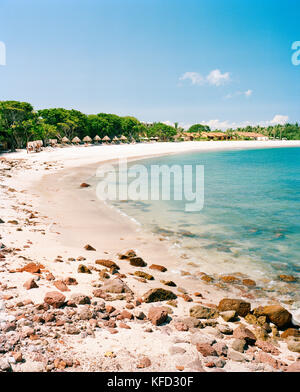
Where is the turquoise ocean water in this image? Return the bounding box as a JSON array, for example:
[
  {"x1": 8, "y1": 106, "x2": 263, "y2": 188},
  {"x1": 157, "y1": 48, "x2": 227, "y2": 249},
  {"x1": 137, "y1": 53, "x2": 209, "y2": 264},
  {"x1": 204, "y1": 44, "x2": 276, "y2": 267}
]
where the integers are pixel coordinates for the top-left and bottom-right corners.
[{"x1": 107, "y1": 147, "x2": 300, "y2": 296}]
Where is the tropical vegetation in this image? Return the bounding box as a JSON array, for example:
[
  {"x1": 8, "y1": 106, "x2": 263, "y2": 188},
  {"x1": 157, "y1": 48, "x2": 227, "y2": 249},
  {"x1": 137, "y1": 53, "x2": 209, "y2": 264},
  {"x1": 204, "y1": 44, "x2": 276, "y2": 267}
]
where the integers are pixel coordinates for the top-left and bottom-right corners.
[{"x1": 0, "y1": 100, "x2": 299, "y2": 150}]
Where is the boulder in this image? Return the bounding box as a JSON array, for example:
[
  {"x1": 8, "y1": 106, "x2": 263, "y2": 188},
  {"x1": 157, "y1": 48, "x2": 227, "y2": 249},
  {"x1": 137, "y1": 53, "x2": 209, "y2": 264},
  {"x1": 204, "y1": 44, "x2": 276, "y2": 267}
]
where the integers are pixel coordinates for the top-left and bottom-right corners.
[
  {"x1": 278, "y1": 274, "x2": 297, "y2": 283},
  {"x1": 53, "y1": 280, "x2": 70, "y2": 292},
  {"x1": 218, "y1": 298, "x2": 251, "y2": 317},
  {"x1": 255, "y1": 351, "x2": 285, "y2": 369},
  {"x1": 287, "y1": 340, "x2": 300, "y2": 353},
  {"x1": 149, "y1": 264, "x2": 167, "y2": 272},
  {"x1": 95, "y1": 259, "x2": 119, "y2": 269},
  {"x1": 77, "y1": 264, "x2": 91, "y2": 274},
  {"x1": 70, "y1": 293, "x2": 91, "y2": 305},
  {"x1": 84, "y1": 244, "x2": 96, "y2": 251},
  {"x1": 286, "y1": 360, "x2": 300, "y2": 372},
  {"x1": 217, "y1": 324, "x2": 233, "y2": 335},
  {"x1": 220, "y1": 275, "x2": 240, "y2": 284},
  {"x1": 281, "y1": 328, "x2": 300, "y2": 339},
  {"x1": 19, "y1": 262, "x2": 43, "y2": 274},
  {"x1": 63, "y1": 277, "x2": 78, "y2": 286},
  {"x1": 148, "y1": 307, "x2": 168, "y2": 326},
  {"x1": 190, "y1": 305, "x2": 218, "y2": 319},
  {"x1": 92, "y1": 289, "x2": 106, "y2": 298},
  {"x1": 80, "y1": 183, "x2": 90, "y2": 188},
  {"x1": 212, "y1": 342, "x2": 228, "y2": 356},
  {"x1": 196, "y1": 343, "x2": 217, "y2": 357},
  {"x1": 255, "y1": 340, "x2": 280, "y2": 355},
  {"x1": 101, "y1": 278, "x2": 132, "y2": 294},
  {"x1": 23, "y1": 278, "x2": 39, "y2": 290},
  {"x1": 134, "y1": 271, "x2": 154, "y2": 280},
  {"x1": 44, "y1": 291, "x2": 66, "y2": 308},
  {"x1": 253, "y1": 305, "x2": 292, "y2": 329},
  {"x1": 118, "y1": 250, "x2": 137, "y2": 259},
  {"x1": 174, "y1": 317, "x2": 201, "y2": 329},
  {"x1": 129, "y1": 257, "x2": 147, "y2": 267},
  {"x1": 233, "y1": 325, "x2": 256, "y2": 345},
  {"x1": 231, "y1": 339, "x2": 246, "y2": 353},
  {"x1": 220, "y1": 310, "x2": 237, "y2": 322},
  {"x1": 160, "y1": 280, "x2": 176, "y2": 287},
  {"x1": 120, "y1": 310, "x2": 133, "y2": 320},
  {"x1": 137, "y1": 357, "x2": 151, "y2": 369},
  {"x1": 142, "y1": 288, "x2": 177, "y2": 303},
  {"x1": 227, "y1": 350, "x2": 247, "y2": 362},
  {"x1": 242, "y1": 279, "x2": 256, "y2": 287}
]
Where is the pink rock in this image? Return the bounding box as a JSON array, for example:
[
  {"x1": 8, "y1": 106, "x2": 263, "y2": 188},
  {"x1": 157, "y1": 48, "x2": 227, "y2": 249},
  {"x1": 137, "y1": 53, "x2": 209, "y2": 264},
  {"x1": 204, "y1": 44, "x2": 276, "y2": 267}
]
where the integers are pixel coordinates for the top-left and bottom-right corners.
[
  {"x1": 148, "y1": 307, "x2": 168, "y2": 326},
  {"x1": 212, "y1": 342, "x2": 228, "y2": 356},
  {"x1": 53, "y1": 280, "x2": 70, "y2": 292},
  {"x1": 23, "y1": 278, "x2": 38, "y2": 290},
  {"x1": 119, "y1": 322, "x2": 131, "y2": 329},
  {"x1": 196, "y1": 343, "x2": 217, "y2": 357},
  {"x1": 120, "y1": 310, "x2": 133, "y2": 320},
  {"x1": 255, "y1": 351, "x2": 286, "y2": 369},
  {"x1": 233, "y1": 325, "x2": 256, "y2": 345},
  {"x1": 64, "y1": 277, "x2": 78, "y2": 285},
  {"x1": 44, "y1": 291, "x2": 66, "y2": 308},
  {"x1": 137, "y1": 357, "x2": 151, "y2": 368},
  {"x1": 286, "y1": 360, "x2": 300, "y2": 372},
  {"x1": 255, "y1": 340, "x2": 280, "y2": 355},
  {"x1": 174, "y1": 322, "x2": 189, "y2": 332}
]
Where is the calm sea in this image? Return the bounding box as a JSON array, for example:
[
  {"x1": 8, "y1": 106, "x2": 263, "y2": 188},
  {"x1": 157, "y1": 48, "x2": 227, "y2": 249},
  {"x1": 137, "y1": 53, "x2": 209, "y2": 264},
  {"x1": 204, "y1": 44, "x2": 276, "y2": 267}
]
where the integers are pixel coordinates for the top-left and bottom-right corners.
[{"x1": 108, "y1": 147, "x2": 300, "y2": 296}]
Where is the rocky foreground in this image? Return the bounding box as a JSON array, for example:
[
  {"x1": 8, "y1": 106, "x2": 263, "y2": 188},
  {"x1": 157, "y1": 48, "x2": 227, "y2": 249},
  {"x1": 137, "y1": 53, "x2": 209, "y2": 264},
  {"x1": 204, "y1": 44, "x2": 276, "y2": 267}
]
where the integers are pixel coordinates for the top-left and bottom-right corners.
[{"x1": 0, "y1": 157, "x2": 300, "y2": 372}]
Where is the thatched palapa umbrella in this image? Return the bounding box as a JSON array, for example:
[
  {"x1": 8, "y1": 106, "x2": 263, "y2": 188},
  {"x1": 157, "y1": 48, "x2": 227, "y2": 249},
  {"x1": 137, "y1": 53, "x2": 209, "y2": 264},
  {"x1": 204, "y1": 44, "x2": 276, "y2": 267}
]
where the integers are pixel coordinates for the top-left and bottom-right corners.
[
  {"x1": 72, "y1": 136, "x2": 81, "y2": 144},
  {"x1": 120, "y1": 135, "x2": 127, "y2": 142},
  {"x1": 93, "y1": 135, "x2": 101, "y2": 142},
  {"x1": 61, "y1": 136, "x2": 70, "y2": 143},
  {"x1": 83, "y1": 136, "x2": 92, "y2": 143},
  {"x1": 102, "y1": 136, "x2": 111, "y2": 142}
]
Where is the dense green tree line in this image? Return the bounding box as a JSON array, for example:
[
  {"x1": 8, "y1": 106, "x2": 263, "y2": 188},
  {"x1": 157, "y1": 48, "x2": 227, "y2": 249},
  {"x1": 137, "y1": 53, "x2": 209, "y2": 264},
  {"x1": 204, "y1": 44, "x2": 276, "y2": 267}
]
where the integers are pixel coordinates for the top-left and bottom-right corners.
[
  {"x1": 0, "y1": 101, "x2": 177, "y2": 150},
  {"x1": 0, "y1": 100, "x2": 299, "y2": 150}
]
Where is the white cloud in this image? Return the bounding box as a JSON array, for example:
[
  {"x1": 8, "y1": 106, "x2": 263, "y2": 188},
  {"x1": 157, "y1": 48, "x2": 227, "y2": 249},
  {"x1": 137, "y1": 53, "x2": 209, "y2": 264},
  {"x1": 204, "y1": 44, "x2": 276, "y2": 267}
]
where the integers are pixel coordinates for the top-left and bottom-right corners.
[
  {"x1": 244, "y1": 89, "x2": 253, "y2": 97},
  {"x1": 206, "y1": 69, "x2": 230, "y2": 86},
  {"x1": 162, "y1": 114, "x2": 289, "y2": 132},
  {"x1": 270, "y1": 115, "x2": 289, "y2": 125},
  {"x1": 225, "y1": 89, "x2": 253, "y2": 99},
  {"x1": 179, "y1": 72, "x2": 204, "y2": 86},
  {"x1": 179, "y1": 69, "x2": 230, "y2": 87}
]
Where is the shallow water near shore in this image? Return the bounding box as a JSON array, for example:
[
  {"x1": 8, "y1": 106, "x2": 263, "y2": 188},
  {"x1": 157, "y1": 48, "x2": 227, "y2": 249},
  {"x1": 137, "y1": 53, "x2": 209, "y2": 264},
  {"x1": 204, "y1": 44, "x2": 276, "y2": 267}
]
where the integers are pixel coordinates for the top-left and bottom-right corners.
[{"x1": 97, "y1": 147, "x2": 300, "y2": 300}]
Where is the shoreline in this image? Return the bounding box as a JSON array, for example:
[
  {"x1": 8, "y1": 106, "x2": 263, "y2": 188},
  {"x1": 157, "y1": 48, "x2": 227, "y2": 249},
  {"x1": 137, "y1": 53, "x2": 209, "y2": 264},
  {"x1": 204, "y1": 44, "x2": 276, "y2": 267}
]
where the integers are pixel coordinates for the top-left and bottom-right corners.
[{"x1": 1, "y1": 140, "x2": 300, "y2": 372}]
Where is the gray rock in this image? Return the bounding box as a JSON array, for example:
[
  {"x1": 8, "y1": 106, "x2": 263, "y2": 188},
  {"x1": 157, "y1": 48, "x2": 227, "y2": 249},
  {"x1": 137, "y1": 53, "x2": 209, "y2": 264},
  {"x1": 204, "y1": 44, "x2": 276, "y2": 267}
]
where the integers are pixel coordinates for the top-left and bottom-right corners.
[
  {"x1": 220, "y1": 310, "x2": 237, "y2": 322},
  {"x1": 231, "y1": 338, "x2": 246, "y2": 353},
  {"x1": 215, "y1": 358, "x2": 226, "y2": 368},
  {"x1": 102, "y1": 279, "x2": 133, "y2": 294},
  {"x1": 175, "y1": 317, "x2": 201, "y2": 329},
  {"x1": 79, "y1": 309, "x2": 93, "y2": 320},
  {"x1": 190, "y1": 333, "x2": 216, "y2": 346},
  {"x1": 212, "y1": 342, "x2": 228, "y2": 356},
  {"x1": 169, "y1": 346, "x2": 187, "y2": 355},
  {"x1": 202, "y1": 326, "x2": 223, "y2": 338},
  {"x1": 134, "y1": 310, "x2": 146, "y2": 320},
  {"x1": 227, "y1": 349, "x2": 247, "y2": 362},
  {"x1": 66, "y1": 326, "x2": 80, "y2": 335},
  {"x1": 185, "y1": 359, "x2": 206, "y2": 372},
  {"x1": 70, "y1": 294, "x2": 91, "y2": 305},
  {"x1": 217, "y1": 324, "x2": 233, "y2": 335},
  {"x1": 190, "y1": 305, "x2": 218, "y2": 319},
  {"x1": 0, "y1": 359, "x2": 11, "y2": 371},
  {"x1": 287, "y1": 340, "x2": 300, "y2": 353}
]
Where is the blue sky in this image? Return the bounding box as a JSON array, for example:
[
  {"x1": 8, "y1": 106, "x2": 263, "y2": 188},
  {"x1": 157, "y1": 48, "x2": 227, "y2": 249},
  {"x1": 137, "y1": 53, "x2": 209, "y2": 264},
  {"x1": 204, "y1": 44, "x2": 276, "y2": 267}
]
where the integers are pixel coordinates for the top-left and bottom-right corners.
[{"x1": 0, "y1": 0, "x2": 299, "y2": 129}]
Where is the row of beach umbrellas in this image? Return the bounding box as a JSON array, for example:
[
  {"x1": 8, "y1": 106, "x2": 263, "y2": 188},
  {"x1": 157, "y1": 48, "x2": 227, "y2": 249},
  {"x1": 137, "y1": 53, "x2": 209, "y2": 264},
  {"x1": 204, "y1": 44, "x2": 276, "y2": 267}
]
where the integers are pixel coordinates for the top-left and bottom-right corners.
[{"x1": 61, "y1": 135, "x2": 128, "y2": 144}]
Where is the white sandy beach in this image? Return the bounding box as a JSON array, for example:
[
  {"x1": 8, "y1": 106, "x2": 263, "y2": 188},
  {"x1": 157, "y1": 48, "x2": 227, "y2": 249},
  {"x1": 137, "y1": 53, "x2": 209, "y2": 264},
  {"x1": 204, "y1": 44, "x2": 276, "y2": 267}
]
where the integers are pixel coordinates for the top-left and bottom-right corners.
[{"x1": 1, "y1": 140, "x2": 300, "y2": 372}]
